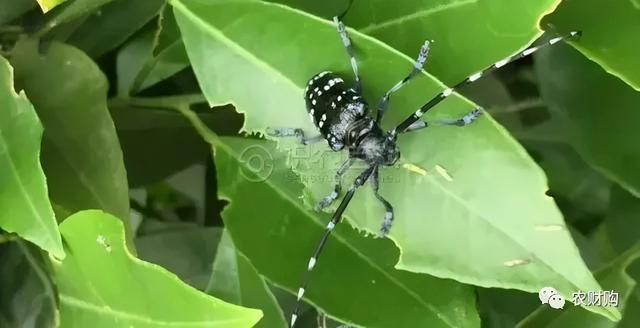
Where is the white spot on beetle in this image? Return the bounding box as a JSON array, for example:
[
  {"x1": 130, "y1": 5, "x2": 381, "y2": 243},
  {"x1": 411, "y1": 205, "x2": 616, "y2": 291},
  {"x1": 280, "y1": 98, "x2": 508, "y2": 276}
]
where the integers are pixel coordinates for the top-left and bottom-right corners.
[
  {"x1": 468, "y1": 72, "x2": 482, "y2": 82},
  {"x1": 327, "y1": 221, "x2": 335, "y2": 230},
  {"x1": 549, "y1": 37, "x2": 563, "y2": 45},
  {"x1": 495, "y1": 58, "x2": 510, "y2": 68},
  {"x1": 522, "y1": 47, "x2": 538, "y2": 56},
  {"x1": 308, "y1": 257, "x2": 317, "y2": 270}
]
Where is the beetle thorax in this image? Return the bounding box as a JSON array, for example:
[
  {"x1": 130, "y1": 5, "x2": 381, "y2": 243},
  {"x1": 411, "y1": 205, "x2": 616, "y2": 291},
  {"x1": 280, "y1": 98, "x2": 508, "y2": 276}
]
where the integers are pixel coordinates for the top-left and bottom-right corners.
[
  {"x1": 328, "y1": 102, "x2": 366, "y2": 146},
  {"x1": 347, "y1": 119, "x2": 400, "y2": 166}
]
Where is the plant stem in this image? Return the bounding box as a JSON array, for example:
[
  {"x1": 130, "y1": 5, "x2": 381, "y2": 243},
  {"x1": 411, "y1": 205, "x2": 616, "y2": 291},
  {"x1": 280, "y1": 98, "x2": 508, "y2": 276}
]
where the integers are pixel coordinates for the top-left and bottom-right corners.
[
  {"x1": 111, "y1": 94, "x2": 208, "y2": 110},
  {"x1": 489, "y1": 98, "x2": 545, "y2": 115},
  {"x1": 174, "y1": 104, "x2": 221, "y2": 147}
]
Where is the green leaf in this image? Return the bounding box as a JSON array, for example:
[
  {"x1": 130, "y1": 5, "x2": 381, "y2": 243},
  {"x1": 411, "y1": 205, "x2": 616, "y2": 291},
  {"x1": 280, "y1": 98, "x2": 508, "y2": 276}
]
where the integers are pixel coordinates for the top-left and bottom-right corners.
[
  {"x1": 108, "y1": 94, "x2": 242, "y2": 187},
  {"x1": 604, "y1": 186, "x2": 640, "y2": 257},
  {"x1": 0, "y1": 0, "x2": 35, "y2": 25},
  {"x1": 208, "y1": 231, "x2": 288, "y2": 328},
  {"x1": 527, "y1": 141, "x2": 611, "y2": 217},
  {"x1": 37, "y1": 0, "x2": 67, "y2": 13},
  {"x1": 543, "y1": 0, "x2": 640, "y2": 91},
  {"x1": 464, "y1": 68, "x2": 612, "y2": 219},
  {"x1": 109, "y1": 103, "x2": 213, "y2": 187},
  {"x1": 115, "y1": 7, "x2": 190, "y2": 96},
  {"x1": 214, "y1": 136, "x2": 480, "y2": 328},
  {"x1": 0, "y1": 56, "x2": 64, "y2": 258},
  {"x1": 10, "y1": 39, "x2": 132, "y2": 244},
  {"x1": 503, "y1": 114, "x2": 611, "y2": 219},
  {"x1": 535, "y1": 43, "x2": 640, "y2": 198},
  {"x1": 569, "y1": 227, "x2": 603, "y2": 271},
  {"x1": 134, "y1": 5, "x2": 190, "y2": 93},
  {"x1": 516, "y1": 242, "x2": 640, "y2": 328},
  {"x1": 40, "y1": 0, "x2": 113, "y2": 36},
  {"x1": 115, "y1": 7, "x2": 189, "y2": 96},
  {"x1": 0, "y1": 242, "x2": 58, "y2": 328},
  {"x1": 53, "y1": 210, "x2": 263, "y2": 327},
  {"x1": 618, "y1": 290, "x2": 640, "y2": 328},
  {"x1": 272, "y1": 0, "x2": 561, "y2": 85},
  {"x1": 66, "y1": 0, "x2": 164, "y2": 58},
  {"x1": 136, "y1": 224, "x2": 222, "y2": 290},
  {"x1": 172, "y1": 0, "x2": 613, "y2": 320},
  {"x1": 476, "y1": 287, "x2": 539, "y2": 328},
  {"x1": 116, "y1": 24, "x2": 156, "y2": 97},
  {"x1": 172, "y1": 105, "x2": 479, "y2": 327}
]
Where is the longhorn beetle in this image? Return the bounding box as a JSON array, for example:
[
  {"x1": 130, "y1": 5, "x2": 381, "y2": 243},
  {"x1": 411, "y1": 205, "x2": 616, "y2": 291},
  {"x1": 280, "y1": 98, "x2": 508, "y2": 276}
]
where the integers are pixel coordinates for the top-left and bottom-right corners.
[{"x1": 268, "y1": 2, "x2": 580, "y2": 326}]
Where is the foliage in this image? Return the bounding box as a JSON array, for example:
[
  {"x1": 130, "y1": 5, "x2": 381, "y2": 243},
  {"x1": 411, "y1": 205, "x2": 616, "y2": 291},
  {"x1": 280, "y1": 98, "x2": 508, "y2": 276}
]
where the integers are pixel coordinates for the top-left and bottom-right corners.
[
  {"x1": 0, "y1": 0, "x2": 639, "y2": 327},
  {"x1": 0, "y1": 56, "x2": 63, "y2": 258}
]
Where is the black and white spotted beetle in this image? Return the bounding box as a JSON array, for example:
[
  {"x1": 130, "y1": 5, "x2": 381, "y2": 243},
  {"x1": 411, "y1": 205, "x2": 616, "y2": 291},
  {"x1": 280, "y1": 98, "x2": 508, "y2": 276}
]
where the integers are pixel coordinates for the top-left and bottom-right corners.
[{"x1": 268, "y1": 3, "x2": 580, "y2": 326}]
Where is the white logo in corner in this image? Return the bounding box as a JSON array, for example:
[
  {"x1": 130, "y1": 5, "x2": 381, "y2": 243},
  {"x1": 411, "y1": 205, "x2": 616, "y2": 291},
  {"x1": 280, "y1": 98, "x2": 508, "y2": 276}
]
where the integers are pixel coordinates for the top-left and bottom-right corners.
[
  {"x1": 539, "y1": 286, "x2": 564, "y2": 310},
  {"x1": 549, "y1": 294, "x2": 566, "y2": 309},
  {"x1": 539, "y1": 286, "x2": 558, "y2": 304}
]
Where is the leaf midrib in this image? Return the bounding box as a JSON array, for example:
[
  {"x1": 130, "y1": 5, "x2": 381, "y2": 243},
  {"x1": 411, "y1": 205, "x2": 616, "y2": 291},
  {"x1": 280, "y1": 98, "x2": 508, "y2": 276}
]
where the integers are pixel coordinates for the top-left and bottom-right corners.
[{"x1": 360, "y1": 0, "x2": 478, "y2": 34}]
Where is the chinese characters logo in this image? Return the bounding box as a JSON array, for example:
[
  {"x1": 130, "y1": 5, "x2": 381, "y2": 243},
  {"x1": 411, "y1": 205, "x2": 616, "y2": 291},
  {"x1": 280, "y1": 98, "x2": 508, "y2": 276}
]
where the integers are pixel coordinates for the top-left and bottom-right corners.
[{"x1": 539, "y1": 286, "x2": 619, "y2": 310}]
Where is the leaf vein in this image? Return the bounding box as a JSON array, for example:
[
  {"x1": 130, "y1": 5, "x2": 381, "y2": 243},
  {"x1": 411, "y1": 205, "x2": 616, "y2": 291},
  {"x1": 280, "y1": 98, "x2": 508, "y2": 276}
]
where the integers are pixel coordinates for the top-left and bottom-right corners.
[
  {"x1": 360, "y1": 0, "x2": 478, "y2": 34},
  {"x1": 0, "y1": 108, "x2": 57, "y2": 249}
]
